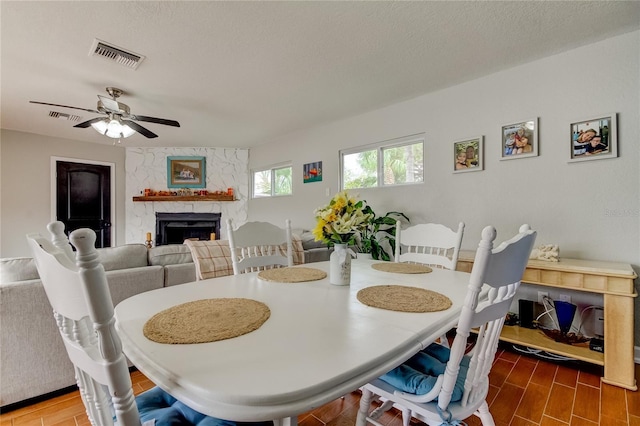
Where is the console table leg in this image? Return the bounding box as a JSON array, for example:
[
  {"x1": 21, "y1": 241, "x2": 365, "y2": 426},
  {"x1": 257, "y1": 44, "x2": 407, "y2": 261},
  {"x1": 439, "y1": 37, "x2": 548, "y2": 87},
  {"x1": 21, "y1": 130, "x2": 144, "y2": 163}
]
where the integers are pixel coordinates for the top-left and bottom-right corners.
[{"x1": 602, "y1": 294, "x2": 637, "y2": 391}]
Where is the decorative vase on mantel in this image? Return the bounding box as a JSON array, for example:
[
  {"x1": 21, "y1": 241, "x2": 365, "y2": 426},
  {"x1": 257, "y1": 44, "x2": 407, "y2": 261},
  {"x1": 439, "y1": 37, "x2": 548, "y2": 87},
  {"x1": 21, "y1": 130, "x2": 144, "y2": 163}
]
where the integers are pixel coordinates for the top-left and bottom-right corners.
[{"x1": 330, "y1": 243, "x2": 353, "y2": 286}]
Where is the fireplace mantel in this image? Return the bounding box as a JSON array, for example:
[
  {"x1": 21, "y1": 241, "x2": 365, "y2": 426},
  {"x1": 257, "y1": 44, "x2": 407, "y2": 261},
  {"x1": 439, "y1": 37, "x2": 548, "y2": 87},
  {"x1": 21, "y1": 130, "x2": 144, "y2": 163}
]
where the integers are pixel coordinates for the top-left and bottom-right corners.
[{"x1": 134, "y1": 195, "x2": 234, "y2": 202}]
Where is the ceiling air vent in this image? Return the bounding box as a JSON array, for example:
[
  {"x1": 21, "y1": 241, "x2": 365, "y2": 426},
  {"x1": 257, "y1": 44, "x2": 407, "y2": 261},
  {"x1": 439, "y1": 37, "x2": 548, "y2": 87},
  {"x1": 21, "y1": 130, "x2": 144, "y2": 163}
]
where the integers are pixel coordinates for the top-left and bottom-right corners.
[
  {"x1": 89, "y1": 39, "x2": 145, "y2": 70},
  {"x1": 49, "y1": 111, "x2": 81, "y2": 121}
]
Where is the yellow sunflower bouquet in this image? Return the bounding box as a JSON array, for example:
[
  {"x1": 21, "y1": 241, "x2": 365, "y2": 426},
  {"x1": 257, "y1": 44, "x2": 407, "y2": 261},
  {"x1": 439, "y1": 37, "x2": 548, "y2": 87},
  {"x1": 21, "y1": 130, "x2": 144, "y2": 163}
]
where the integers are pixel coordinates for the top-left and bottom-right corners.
[{"x1": 313, "y1": 191, "x2": 372, "y2": 246}]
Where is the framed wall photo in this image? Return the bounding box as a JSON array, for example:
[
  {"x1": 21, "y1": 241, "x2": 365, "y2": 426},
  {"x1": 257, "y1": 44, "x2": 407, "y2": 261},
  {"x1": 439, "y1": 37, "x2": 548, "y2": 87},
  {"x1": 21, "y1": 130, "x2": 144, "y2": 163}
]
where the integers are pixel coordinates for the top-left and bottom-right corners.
[
  {"x1": 303, "y1": 161, "x2": 323, "y2": 183},
  {"x1": 500, "y1": 118, "x2": 538, "y2": 160},
  {"x1": 568, "y1": 113, "x2": 617, "y2": 163},
  {"x1": 167, "y1": 156, "x2": 206, "y2": 188},
  {"x1": 453, "y1": 136, "x2": 483, "y2": 173}
]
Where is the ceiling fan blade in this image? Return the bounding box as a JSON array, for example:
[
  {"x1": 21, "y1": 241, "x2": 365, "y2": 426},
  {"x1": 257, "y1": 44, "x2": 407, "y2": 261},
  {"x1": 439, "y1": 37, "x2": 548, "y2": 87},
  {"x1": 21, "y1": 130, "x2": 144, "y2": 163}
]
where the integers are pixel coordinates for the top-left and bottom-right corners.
[
  {"x1": 98, "y1": 95, "x2": 122, "y2": 112},
  {"x1": 123, "y1": 120, "x2": 158, "y2": 138},
  {"x1": 74, "y1": 117, "x2": 107, "y2": 128},
  {"x1": 30, "y1": 101, "x2": 100, "y2": 114},
  {"x1": 130, "y1": 115, "x2": 180, "y2": 127}
]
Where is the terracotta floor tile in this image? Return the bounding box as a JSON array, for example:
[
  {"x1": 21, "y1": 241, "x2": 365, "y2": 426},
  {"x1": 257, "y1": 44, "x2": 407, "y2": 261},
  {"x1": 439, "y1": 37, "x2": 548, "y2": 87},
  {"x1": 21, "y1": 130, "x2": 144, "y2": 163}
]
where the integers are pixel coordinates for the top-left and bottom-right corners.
[
  {"x1": 601, "y1": 382, "x2": 627, "y2": 419},
  {"x1": 629, "y1": 414, "x2": 640, "y2": 426},
  {"x1": 487, "y1": 383, "x2": 524, "y2": 424},
  {"x1": 308, "y1": 394, "x2": 358, "y2": 423},
  {"x1": 540, "y1": 415, "x2": 569, "y2": 425},
  {"x1": 485, "y1": 384, "x2": 500, "y2": 406},
  {"x1": 570, "y1": 416, "x2": 598, "y2": 426},
  {"x1": 497, "y1": 348, "x2": 521, "y2": 363},
  {"x1": 298, "y1": 415, "x2": 324, "y2": 426},
  {"x1": 627, "y1": 385, "x2": 640, "y2": 417},
  {"x1": 12, "y1": 398, "x2": 84, "y2": 426},
  {"x1": 506, "y1": 358, "x2": 537, "y2": 388},
  {"x1": 41, "y1": 403, "x2": 86, "y2": 426},
  {"x1": 510, "y1": 416, "x2": 538, "y2": 426},
  {"x1": 325, "y1": 404, "x2": 361, "y2": 426},
  {"x1": 554, "y1": 365, "x2": 578, "y2": 388},
  {"x1": 461, "y1": 415, "x2": 483, "y2": 426},
  {"x1": 8, "y1": 418, "x2": 41, "y2": 426},
  {"x1": 45, "y1": 419, "x2": 76, "y2": 426},
  {"x1": 531, "y1": 361, "x2": 557, "y2": 388},
  {"x1": 489, "y1": 359, "x2": 515, "y2": 387},
  {"x1": 577, "y1": 370, "x2": 601, "y2": 388},
  {"x1": 74, "y1": 415, "x2": 90, "y2": 426},
  {"x1": 515, "y1": 382, "x2": 549, "y2": 423},
  {"x1": 600, "y1": 415, "x2": 629, "y2": 426},
  {"x1": 543, "y1": 383, "x2": 575, "y2": 423},
  {"x1": 572, "y1": 383, "x2": 600, "y2": 422}
]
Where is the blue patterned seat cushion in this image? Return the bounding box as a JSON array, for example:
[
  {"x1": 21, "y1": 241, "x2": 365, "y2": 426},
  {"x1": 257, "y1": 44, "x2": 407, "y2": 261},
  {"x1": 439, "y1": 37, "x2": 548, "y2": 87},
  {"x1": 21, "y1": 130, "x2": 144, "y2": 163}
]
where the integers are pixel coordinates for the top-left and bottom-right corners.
[
  {"x1": 136, "y1": 387, "x2": 273, "y2": 426},
  {"x1": 378, "y1": 343, "x2": 470, "y2": 402}
]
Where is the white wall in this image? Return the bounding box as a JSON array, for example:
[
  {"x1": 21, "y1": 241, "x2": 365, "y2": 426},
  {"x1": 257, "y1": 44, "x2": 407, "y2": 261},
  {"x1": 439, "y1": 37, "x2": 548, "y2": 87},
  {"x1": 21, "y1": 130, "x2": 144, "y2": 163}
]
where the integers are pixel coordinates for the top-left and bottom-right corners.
[
  {"x1": 248, "y1": 32, "x2": 640, "y2": 343},
  {"x1": 249, "y1": 31, "x2": 639, "y2": 263},
  {"x1": 0, "y1": 130, "x2": 127, "y2": 257}
]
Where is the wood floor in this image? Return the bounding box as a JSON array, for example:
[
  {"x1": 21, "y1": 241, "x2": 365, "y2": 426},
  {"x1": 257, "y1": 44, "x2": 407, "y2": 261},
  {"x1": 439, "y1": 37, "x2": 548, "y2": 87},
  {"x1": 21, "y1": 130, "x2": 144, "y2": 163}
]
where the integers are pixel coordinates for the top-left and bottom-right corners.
[{"x1": 2, "y1": 344, "x2": 639, "y2": 426}]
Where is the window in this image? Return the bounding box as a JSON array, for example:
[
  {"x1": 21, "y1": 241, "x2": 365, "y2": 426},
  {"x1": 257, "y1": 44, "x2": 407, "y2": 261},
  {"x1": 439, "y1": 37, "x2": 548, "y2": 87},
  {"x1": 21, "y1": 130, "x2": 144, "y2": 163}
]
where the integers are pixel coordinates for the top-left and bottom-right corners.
[
  {"x1": 341, "y1": 134, "x2": 424, "y2": 190},
  {"x1": 252, "y1": 164, "x2": 292, "y2": 197}
]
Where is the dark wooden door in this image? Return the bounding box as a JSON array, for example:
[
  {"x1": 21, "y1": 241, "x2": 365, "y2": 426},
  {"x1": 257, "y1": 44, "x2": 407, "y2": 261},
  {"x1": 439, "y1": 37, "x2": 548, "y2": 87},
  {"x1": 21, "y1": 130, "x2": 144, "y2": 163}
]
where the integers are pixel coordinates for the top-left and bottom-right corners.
[{"x1": 56, "y1": 161, "x2": 111, "y2": 247}]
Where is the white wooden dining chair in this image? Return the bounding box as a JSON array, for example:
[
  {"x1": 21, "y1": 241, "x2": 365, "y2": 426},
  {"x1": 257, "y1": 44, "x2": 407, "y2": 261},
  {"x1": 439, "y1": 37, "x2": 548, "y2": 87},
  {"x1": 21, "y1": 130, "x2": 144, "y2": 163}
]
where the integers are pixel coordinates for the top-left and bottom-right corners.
[
  {"x1": 226, "y1": 219, "x2": 293, "y2": 275},
  {"x1": 394, "y1": 221, "x2": 465, "y2": 270},
  {"x1": 395, "y1": 221, "x2": 465, "y2": 347},
  {"x1": 27, "y1": 221, "x2": 272, "y2": 426},
  {"x1": 357, "y1": 224, "x2": 536, "y2": 426}
]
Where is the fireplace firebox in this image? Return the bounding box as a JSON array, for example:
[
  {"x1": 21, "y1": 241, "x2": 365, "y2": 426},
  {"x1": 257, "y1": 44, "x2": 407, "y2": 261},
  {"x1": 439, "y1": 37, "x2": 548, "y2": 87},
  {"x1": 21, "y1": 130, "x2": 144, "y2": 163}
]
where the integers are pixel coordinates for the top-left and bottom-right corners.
[{"x1": 155, "y1": 212, "x2": 222, "y2": 245}]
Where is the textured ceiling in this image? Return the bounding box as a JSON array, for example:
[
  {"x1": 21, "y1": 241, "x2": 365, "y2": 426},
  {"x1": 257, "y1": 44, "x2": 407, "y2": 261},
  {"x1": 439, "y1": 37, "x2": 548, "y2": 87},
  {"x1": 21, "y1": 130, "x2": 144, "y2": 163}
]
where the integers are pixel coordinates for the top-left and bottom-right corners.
[{"x1": 1, "y1": 1, "x2": 639, "y2": 148}]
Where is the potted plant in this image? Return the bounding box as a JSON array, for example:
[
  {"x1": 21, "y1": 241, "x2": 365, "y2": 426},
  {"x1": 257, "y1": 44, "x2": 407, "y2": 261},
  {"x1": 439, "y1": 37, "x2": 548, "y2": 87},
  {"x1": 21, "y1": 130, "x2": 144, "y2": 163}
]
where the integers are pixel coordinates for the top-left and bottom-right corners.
[
  {"x1": 313, "y1": 191, "x2": 373, "y2": 284},
  {"x1": 357, "y1": 206, "x2": 409, "y2": 261}
]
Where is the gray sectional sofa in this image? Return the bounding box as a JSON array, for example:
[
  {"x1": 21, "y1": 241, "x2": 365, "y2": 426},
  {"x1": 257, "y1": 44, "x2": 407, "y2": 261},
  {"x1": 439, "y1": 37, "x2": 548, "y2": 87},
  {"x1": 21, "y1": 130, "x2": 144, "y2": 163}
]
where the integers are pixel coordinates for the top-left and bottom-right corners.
[
  {"x1": 0, "y1": 243, "x2": 195, "y2": 408},
  {"x1": 0, "y1": 232, "x2": 330, "y2": 408}
]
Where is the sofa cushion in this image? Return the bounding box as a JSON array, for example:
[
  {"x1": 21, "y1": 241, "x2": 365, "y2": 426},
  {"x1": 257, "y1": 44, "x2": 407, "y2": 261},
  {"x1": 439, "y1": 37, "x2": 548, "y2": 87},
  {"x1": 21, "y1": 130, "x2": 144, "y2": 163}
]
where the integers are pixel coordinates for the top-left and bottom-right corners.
[
  {"x1": 98, "y1": 244, "x2": 149, "y2": 271},
  {"x1": 148, "y1": 244, "x2": 194, "y2": 266},
  {"x1": 299, "y1": 231, "x2": 326, "y2": 250},
  {"x1": 185, "y1": 237, "x2": 305, "y2": 280},
  {"x1": 184, "y1": 240, "x2": 234, "y2": 279},
  {"x1": 0, "y1": 257, "x2": 40, "y2": 282}
]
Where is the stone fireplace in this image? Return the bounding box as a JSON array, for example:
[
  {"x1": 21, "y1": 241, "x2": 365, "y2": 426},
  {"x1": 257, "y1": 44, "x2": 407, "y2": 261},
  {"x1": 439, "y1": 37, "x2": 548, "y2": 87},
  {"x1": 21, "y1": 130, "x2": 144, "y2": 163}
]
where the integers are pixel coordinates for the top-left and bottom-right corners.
[
  {"x1": 155, "y1": 212, "x2": 222, "y2": 245},
  {"x1": 125, "y1": 147, "x2": 249, "y2": 245}
]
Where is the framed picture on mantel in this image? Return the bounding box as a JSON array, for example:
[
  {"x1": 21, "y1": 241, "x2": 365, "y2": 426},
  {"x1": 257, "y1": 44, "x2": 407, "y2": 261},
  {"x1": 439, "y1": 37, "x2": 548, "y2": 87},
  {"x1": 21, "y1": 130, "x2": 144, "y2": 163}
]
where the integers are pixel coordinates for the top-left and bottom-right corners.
[{"x1": 167, "y1": 156, "x2": 206, "y2": 188}]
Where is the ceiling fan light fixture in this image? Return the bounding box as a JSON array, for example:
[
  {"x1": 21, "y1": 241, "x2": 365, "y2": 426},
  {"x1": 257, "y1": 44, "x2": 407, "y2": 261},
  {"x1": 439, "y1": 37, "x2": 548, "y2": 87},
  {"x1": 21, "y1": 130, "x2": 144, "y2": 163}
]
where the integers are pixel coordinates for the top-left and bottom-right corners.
[{"x1": 91, "y1": 118, "x2": 135, "y2": 139}]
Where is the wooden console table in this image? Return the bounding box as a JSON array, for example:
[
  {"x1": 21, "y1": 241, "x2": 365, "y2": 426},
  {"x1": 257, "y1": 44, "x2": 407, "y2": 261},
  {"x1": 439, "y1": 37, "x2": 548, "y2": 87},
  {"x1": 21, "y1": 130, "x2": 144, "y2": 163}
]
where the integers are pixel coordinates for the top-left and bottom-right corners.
[{"x1": 457, "y1": 250, "x2": 638, "y2": 390}]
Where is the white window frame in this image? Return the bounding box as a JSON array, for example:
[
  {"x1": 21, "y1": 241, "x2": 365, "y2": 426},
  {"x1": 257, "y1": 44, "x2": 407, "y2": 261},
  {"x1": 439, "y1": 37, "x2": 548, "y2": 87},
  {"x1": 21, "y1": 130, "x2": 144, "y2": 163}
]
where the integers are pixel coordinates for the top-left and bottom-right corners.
[
  {"x1": 251, "y1": 162, "x2": 293, "y2": 198},
  {"x1": 339, "y1": 133, "x2": 425, "y2": 190}
]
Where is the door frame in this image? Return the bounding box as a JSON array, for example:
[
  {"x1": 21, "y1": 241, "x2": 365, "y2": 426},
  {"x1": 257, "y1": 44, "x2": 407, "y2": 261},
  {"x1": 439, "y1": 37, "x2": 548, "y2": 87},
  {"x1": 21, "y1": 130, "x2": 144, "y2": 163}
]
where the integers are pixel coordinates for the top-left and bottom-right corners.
[{"x1": 50, "y1": 156, "x2": 116, "y2": 245}]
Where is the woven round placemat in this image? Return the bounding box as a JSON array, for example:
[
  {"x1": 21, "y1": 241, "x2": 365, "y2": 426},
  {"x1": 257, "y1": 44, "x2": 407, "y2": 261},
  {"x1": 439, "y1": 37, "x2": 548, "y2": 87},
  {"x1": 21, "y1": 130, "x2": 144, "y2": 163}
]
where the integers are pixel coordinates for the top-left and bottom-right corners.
[
  {"x1": 257, "y1": 267, "x2": 327, "y2": 283},
  {"x1": 371, "y1": 262, "x2": 433, "y2": 274},
  {"x1": 357, "y1": 285, "x2": 451, "y2": 313},
  {"x1": 143, "y1": 298, "x2": 270, "y2": 344}
]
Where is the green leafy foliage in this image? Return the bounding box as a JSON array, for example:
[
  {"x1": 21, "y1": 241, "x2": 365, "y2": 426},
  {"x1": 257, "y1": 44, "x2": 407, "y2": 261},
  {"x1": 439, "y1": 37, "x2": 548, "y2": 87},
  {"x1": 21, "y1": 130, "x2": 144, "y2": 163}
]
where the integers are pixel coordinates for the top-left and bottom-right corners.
[{"x1": 358, "y1": 207, "x2": 409, "y2": 261}]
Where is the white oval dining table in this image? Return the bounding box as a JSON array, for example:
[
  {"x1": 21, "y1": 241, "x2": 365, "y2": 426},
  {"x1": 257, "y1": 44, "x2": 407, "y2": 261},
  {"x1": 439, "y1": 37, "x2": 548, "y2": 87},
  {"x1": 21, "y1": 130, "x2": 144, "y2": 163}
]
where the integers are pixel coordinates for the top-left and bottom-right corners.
[{"x1": 114, "y1": 258, "x2": 475, "y2": 426}]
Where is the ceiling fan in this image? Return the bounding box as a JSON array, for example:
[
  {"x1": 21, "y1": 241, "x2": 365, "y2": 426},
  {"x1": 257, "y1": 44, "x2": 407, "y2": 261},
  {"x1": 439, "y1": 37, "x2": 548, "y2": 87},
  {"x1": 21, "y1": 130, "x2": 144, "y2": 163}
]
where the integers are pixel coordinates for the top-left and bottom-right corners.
[{"x1": 30, "y1": 87, "x2": 180, "y2": 139}]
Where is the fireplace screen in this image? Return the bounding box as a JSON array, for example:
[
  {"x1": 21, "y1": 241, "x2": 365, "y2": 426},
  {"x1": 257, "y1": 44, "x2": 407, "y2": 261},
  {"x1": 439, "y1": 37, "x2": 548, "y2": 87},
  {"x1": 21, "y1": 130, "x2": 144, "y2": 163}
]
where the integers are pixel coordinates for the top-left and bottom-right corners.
[{"x1": 155, "y1": 212, "x2": 221, "y2": 245}]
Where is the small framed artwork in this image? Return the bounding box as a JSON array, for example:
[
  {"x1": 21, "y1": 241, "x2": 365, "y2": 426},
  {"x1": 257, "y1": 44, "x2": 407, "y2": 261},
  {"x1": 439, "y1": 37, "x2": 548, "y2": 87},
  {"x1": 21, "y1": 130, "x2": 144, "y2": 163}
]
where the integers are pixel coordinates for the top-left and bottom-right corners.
[
  {"x1": 568, "y1": 113, "x2": 617, "y2": 163},
  {"x1": 453, "y1": 136, "x2": 483, "y2": 173},
  {"x1": 167, "y1": 156, "x2": 206, "y2": 188},
  {"x1": 303, "y1": 161, "x2": 323, "y2": 183},
  {"x1": 501, "y1": 118, "x2": 538, "y2": 160}
]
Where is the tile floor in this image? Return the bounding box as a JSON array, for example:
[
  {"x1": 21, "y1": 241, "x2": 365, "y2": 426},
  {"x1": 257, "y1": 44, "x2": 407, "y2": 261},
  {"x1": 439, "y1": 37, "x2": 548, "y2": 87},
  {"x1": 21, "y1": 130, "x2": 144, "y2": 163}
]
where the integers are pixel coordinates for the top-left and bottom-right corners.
[{"x1": 1, "y1": 344, "x2": 639, "y2": 426}]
